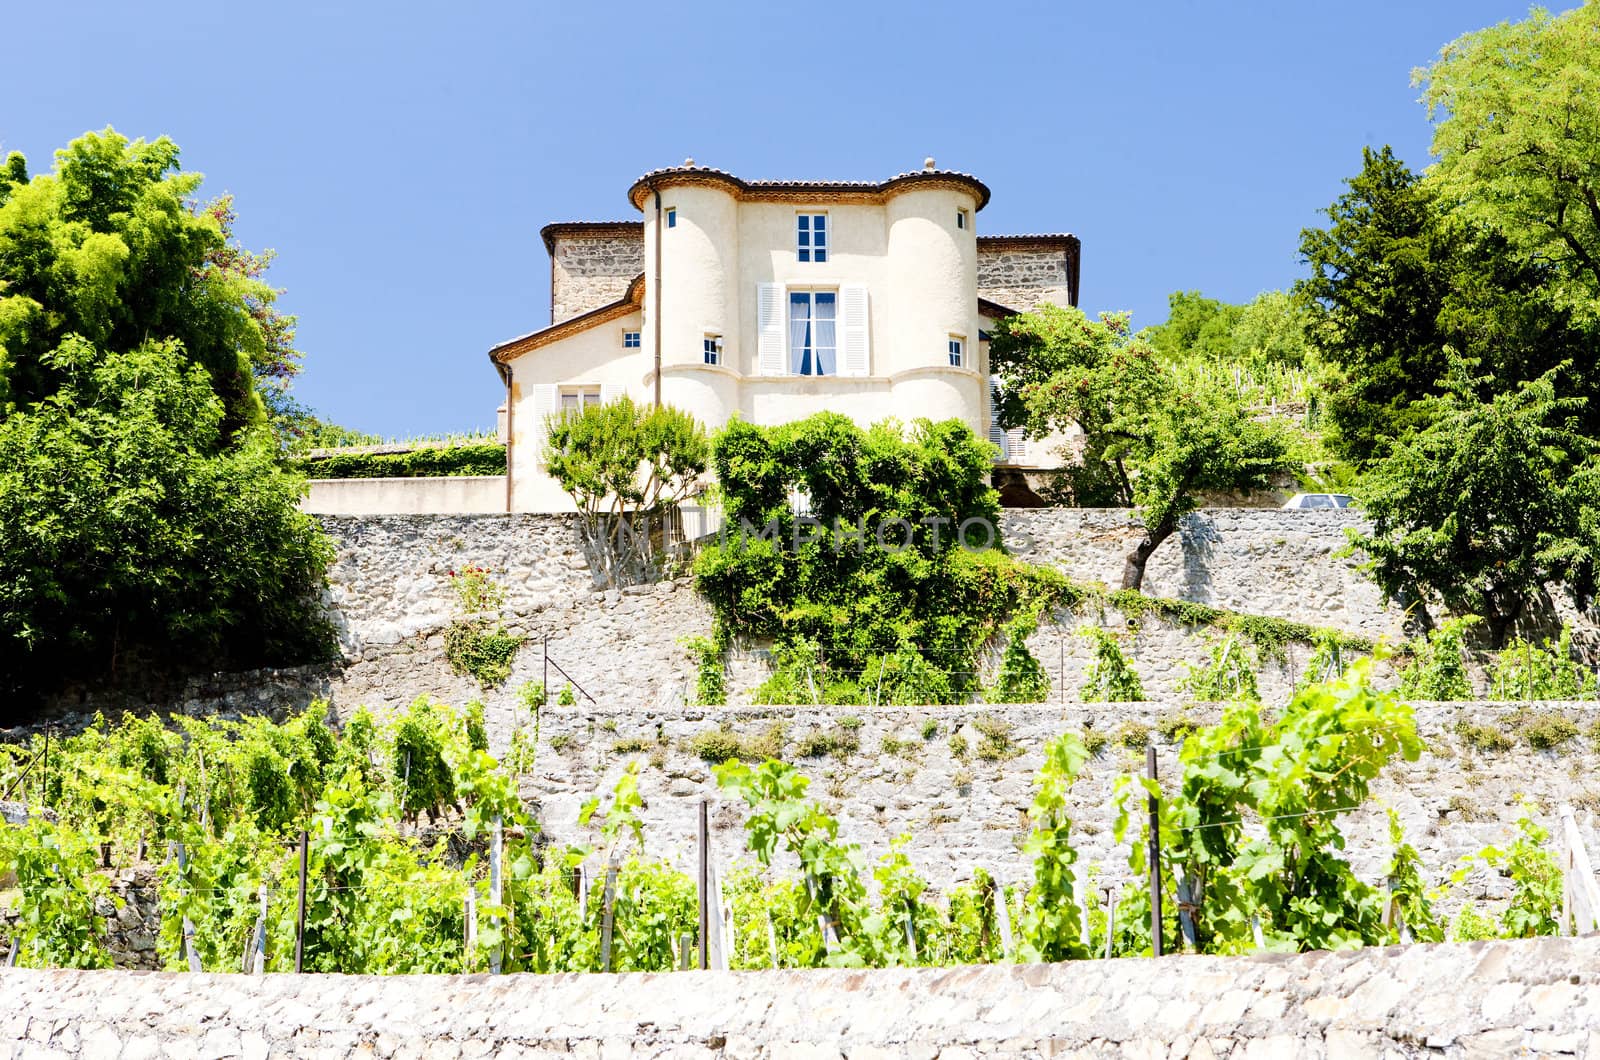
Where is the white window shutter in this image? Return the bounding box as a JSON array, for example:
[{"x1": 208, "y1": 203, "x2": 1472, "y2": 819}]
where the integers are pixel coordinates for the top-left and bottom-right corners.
[
  {"x1": 840, "y1": 284, "x2": 869, "y2": 377},
  {"x1": 757, "y1": 283, "x2": 785, "y2": 375},
  {"x1": 988, "y1": 378, "x2": 1008, "y2": 461},
  {"x1": 599, "y1": 383, "x2": 623, "y2": 405},
  {"x1": 531, "y1": 383, "x2": 558, "y2": 467}
]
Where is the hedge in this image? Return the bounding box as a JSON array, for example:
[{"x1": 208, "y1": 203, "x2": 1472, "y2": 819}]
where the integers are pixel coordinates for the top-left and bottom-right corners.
[{"x1": 295, "y1": 443, "x2": 506, "y2": 479}]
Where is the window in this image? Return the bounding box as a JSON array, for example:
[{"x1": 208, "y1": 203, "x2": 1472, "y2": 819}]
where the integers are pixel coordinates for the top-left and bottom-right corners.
[
  {"x1": 788, "y1": 291, "x2": 836, "y2": 375},
  {"x1": 665, "y1": 207, "x2": 677, "y2": 228},
  {"x1": 622, "y1": 330, "x2": 641, "y2": 349},
  {"x1": 797, "y1": 213, "x2": 828, "y2": 263},
  {"x1": 703, "y1": 334, "x2": 722, "y2": 365},
  {"x1": 948, "y1": 336, "x2": 966, "y2": 368},
  {"x1": 957, "y1": 209, "x2": 969, "y2": 230},
  {"x1": 560, "y1": 386, "x2": 602, "y2": 411}
]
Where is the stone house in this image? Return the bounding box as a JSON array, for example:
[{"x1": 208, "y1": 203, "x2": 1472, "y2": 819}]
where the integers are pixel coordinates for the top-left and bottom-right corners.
[{"x1": 489, "y1": 161, "x2": 1081, "y2": 512}]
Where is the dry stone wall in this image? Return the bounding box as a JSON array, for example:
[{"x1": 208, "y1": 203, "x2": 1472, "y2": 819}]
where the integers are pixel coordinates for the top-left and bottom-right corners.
[
  {"x1": 5, "y1": 935, "x2": 1600, "y2": 1058},
  {"x1": 528, "y1": 698, "x2": 1600, "y2": 898}
]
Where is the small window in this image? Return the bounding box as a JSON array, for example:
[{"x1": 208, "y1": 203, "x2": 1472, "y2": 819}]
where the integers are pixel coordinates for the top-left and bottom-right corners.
[
  {"x1": 797, "y1": 213, "x2": 828, "y2": 263},
  {"x1": 622, "y1": 330, "x2": 641, "y2": 349},
  {"x1": 665, "y1": 207, "x2": 677, "y2": 229},
  {"x1": 957, "y1": 209, "x2": 969, "y2": 230},
  {"x1": 948, "y1": 336, "x2": 966, "y2": 368},
  {"x1": 703, "y1": 335, "x2": 722, "y2": 366},
  {"x1": 560, "y1": 386, "x2": 602, "y2": 411}
]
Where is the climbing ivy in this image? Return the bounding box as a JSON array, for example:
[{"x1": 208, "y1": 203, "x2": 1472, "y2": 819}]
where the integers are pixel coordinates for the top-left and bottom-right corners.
[{"x1": 1079, "y1": 627, "x2": 1146, "y2": 702}]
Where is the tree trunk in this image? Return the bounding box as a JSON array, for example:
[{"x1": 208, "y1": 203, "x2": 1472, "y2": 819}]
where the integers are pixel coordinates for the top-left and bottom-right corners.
[{"x1": 1120, "y1": 512, "x2": 1179, "y2": 591}]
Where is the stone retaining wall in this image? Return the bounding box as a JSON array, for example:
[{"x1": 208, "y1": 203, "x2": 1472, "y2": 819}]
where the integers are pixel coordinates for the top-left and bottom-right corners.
[
  {"x1": 4, "y1": 935, "x2": 1599, "y2": 1058},
  {"x1": 529, "y1": 699, "x2": 1600, "y2": 897}
]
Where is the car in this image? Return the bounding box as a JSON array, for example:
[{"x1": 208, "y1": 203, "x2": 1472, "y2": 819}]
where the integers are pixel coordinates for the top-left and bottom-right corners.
[{"x1": 1282, "y1": 493, "x2": 1355, "y2": 510}]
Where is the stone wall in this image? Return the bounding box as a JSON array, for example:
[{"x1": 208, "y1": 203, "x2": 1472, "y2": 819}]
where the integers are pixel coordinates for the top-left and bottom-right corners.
[
  {"x1": 978, "y1": 245, "x2": 1075, "y2": 311},
  {"x1": 526, "y1": 698, "x2": 1600, "y2": 897},
  {"x1": 550, "y1": 232, "x2": 644, "y2": 323},
  {"x1": 4, "y1": 935, "x2": 1599, "y2": 1058},
  {"x1": 1004, "y1": 509, "x2": 1398, "y2": 640}
]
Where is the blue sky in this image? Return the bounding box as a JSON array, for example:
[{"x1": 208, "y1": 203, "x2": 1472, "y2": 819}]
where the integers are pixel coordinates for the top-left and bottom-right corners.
[{"x1": 6, "y1": 1, "x2": 1545, "y2": 438}]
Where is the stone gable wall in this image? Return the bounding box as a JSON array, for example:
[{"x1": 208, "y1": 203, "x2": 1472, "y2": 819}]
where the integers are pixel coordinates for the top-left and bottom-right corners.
[
  {"x1": 3, "y1": 935, "x2": 1598, "y2": 1058},
  {"x1": 550, "y1": 234, "x2": 644, "y2": 323},
  {"x1": 978, "y1": 246, "x2": 1074, "y2": 311}
]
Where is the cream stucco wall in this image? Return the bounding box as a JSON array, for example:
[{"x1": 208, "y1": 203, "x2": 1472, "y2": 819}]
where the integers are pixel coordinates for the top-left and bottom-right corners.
[{"x1": 504, "y1": 308, "x2": 648, "y2": 513}]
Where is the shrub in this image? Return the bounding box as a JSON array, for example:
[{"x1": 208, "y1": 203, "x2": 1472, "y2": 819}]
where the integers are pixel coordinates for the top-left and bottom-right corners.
[
  {"x1": 986, "y1": 610, "x2": 1052, "y2": 704},
  {"x1": 294, "y1": 443, "x2": 506, "y2": 479},
  {"x1": 1399, "y1": 616, "x2": 1477, "y2": 700},
  {"x1": 1080, "y1": 627, "x2": 1145, "y2": 702}
]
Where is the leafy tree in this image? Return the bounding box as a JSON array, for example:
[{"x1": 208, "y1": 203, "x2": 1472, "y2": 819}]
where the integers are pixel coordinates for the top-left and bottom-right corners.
[
  {"x1": 1297, "y1": 147, "x2": 1595, "y2": 465},
  {"x1": 991, "y1": 305, "x2": 1294, "y2": 588},
  {"x1": 0, "y1": 129, "x2": 300, "y2": 436},
  {"x1": 1144, "y1": 289, "x2": 1309, "y2": 373},
  {"x1": 1419, "y1": 2, "x2": 1600, "y2": 319},
  {"x1": 0, "y1": 338, "x2": 333, "y2": 706},
  {"x1": 544, "y1": 396, "x2": 709, "y2": 585},
  {"x1": 1353, "y1": 365, "x2": 1600, "y2": 646}
]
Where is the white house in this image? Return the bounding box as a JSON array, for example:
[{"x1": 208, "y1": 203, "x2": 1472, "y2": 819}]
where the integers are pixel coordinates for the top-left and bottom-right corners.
[{"x1": 489, "y1": 161, "x2": 1080, "y2": 512}]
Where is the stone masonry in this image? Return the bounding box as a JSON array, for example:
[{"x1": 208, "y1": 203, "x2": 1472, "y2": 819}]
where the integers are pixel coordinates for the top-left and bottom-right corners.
[
  {"x1": 4, "y1": 935, "x2": 1600, "y2": 1058},
  {"x1": 978, "y1": 245, "x2": 1076, "y2": 312},
  {"x1": 549, "y1": 231, "x2": 644, "y2": 323}
]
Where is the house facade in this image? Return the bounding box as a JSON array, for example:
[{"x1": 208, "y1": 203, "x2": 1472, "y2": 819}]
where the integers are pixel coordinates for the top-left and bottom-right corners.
[{"x1": 489, "y1": 162, "x2": 1080, "y2": 512}]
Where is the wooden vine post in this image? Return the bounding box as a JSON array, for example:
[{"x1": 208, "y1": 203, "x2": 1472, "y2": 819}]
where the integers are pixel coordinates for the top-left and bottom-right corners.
[
  {"x1": 697, "y1": 797, "x2": 710, "y2": 970},
  {"x1": 1146, "y1": 743, "x2": 1164, "y2": 957},
  {"x1": 294, "y1": 829, "x2": 309, "y2": 973}
]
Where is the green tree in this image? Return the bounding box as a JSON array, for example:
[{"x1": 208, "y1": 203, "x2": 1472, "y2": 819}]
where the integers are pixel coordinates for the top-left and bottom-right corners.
[
  {"x1": 993, "y1": 306, "x2": 1293, "y2": 589},
  {"x1": 544, "y1": 396, "x2": 709, "y2": 585},
  {"x1": 0, "y1": 338, "x2": 333, "y2": 707},
  {"x1": 1296, "y1": 147, "x2": 1594, "y2": 465},
  {"x1": 0, "y1": 129, "x2": 301, "y2": 436},
  {"x1": 1353, "y1": 365, "x2": 1600, "y2": 646},
  {"x1": 1419, "y1": 2, "x2": 1600, "y2": 319}
]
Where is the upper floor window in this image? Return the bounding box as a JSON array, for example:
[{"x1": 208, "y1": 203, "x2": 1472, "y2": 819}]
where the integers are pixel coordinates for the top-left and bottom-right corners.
[
  {"x1": 560, "y1": 385, "x2": 602, "y2": 411},
  {"x1": 665, "y1": 207, "x2": 677, "y2": 228},
  {"x1": 797, "y1": 213, "x2": 828, "y2": 263},
  {"x1": 703, "y1": 335, "x2": 723, "y2": 366},
  {"x1": 789, "y1": 291, "x2": 836, "y2": 375},
  {"x1": 948, "y1": 336, "x2": 966, "y2": 368},
  {"x1": 957, "y1": 208, "x2": 969, "y2": 231},
  {"x1": 622, "y1": 330, "x2": 641, "y2": 349}
]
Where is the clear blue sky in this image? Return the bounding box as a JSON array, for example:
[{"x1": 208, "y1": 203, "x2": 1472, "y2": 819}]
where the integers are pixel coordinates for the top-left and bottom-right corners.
[{"x1": 5, "y1": 1, "x2": 1544, "y2": 438}]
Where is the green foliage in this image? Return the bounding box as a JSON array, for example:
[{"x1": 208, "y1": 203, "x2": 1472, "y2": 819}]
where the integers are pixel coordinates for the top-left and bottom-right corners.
[
  {"x1": 1115, "y1": 658, "x2": 1423, "y2": 954},
  {"x1": 971, "y1": 715, "x2": 1018, "y2": 762},
  {"x1": 556, "y1": 685, "x2": 576, "y2": 706},
  {"x1": 0, "y1": 821, "x2": 112, "y2": 968},
  {"x1": 1384, "y1": 810, "x2": 1444, "y2": 943},
  {"x1": 1453, "y1": 719, "x2": 1514, "y2": 754},
  {"x1": 545, "y1": 397, "x2": 709, "y2": 585},
  {"x1": 1460, "y1": 811, "x2": 1565, "y2": 938},
  {"x1": 685, "y1": 723, "x2": 785, "y2": 764},
  {"x1": 696, "y1": 413, "x2": 1060, "y2": 702},
  {"x1": 392, "y1": 698, "x2": 457, "y2": 821},
  {"x1": 1354, "y1": 367, "x2": 1600, "y2": 646},
  {"x1": 442, "y1": 566, "x2": 522, "y2": 688},
  {"x1": 1398, "y1": 616, "x2": 1477, "y2": 700},
  {"x1": 294, "y1": 443, "x2": 506, "y2": 479},
  {"x1": 1178, "y1": 634, "x2": 1260, "y2": 702},
  {"x1": 1015, "y1": 734, "x2": 1091, "y2": 962},
  {"x1": 0, "y1": 129, "x2": 333, "y2": 708},
  {"x1": 1296, "y1": 147, "x2": 1596, "y2": 465},
  {"x1": 0, "y1": 337, "x2": 334, "y2": 707},
  {"x1": 1079, "y1": 627, "x2": 1145, "y2": 702},
  {"x1": 1107, "y1": 589, "x2": 1373, "y2": 657},
  {"x1": 1488, "y1": 627, "x2": 1597, "y2": 701},
  {"x1": 0, "y1": 128, "x2": 299, "y2": 435},
  {"x1": 1419, "y1": 2, "x2": 1600, "y2": 319},
  {"x1": 986, "y1": 609, "x2": 1051, "y2": 704},
  {"x1": 990, "y1": 305, "x2": 1296, "y2": 589},
  {"x1": 682, "y1": 635, "x2": 727, "y2": 706}
]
